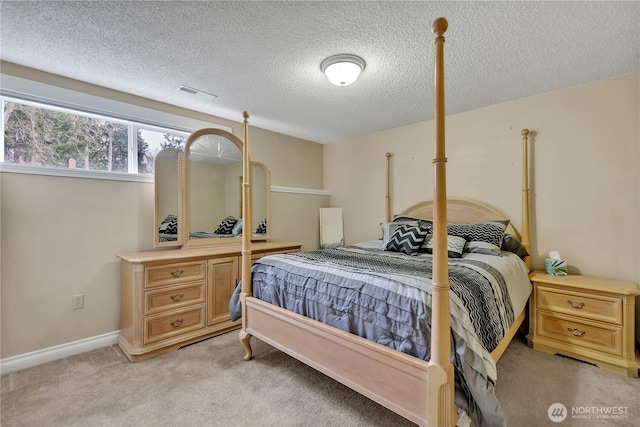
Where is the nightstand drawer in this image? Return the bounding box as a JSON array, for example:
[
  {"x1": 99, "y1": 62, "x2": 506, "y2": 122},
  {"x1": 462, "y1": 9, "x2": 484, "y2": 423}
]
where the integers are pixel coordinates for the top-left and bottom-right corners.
[
  {"x1": 145, "y1": 282, "x2": 206, "y2": 315},
  {"x1": 536, "y1": 286, "x2": 622, "y2": 325},
  {"x1": 145, "y1": 261, "x2": 206, "y2": 288},
  {"x1": 536, "y1": 312, "x2": 622, "y2": 356},
  {"x1": 144, "y1": 306, "x2": 206, "y2": 344}
]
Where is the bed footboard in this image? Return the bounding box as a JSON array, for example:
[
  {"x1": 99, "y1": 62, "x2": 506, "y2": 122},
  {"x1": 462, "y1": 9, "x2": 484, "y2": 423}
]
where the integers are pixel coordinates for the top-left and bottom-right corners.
[{"x1": 243, "y1": 296, "x2": 435, "y2": 425}]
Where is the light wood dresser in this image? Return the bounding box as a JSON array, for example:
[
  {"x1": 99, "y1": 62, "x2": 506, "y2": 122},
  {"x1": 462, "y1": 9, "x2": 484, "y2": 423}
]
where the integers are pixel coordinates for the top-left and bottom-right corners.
[
  {"x1": 117, "y1": 241, "x2": 301, "y2": 362},
  {"x1": 527, "y1": 271, "x2": 640, "y2": 377}
]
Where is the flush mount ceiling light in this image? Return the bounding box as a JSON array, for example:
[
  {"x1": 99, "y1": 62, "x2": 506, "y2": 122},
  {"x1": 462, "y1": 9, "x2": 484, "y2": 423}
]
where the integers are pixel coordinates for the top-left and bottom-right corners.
[{"x1": 320, "y1": 54, "x2": 366, "y2": 87}]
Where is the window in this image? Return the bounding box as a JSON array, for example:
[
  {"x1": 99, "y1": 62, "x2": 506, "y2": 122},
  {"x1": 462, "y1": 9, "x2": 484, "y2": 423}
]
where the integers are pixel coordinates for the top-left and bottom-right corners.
[
  {"x1": 136, "y1": 127, "x2": 186, "y2": 174},
  {"x1": 1, "y1": 96, "x2": 188, "y2": 177}
]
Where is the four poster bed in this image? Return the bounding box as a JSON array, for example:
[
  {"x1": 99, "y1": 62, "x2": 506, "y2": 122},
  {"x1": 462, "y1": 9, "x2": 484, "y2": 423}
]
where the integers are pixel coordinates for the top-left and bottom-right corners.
[{"x1": 234, "y1": 18, "x2": 533, "y2": 426}]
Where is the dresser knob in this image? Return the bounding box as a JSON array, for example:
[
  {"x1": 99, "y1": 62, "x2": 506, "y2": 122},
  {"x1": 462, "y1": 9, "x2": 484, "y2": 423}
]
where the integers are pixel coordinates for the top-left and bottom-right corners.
[
  {"x1": 567, "y1": 327, "x2": 586, "y2": 337},
  {"x1": 170, "y1": 269, "x2": 184, "y2": 277},
  {"x1": 170, "y1": 293, "x2": 184, "y2": 302},
  {"x1": 170, "y1": 319, "x2": 184, "y2": 327},
  {"x1": 567, "y1": 299, "x2": 585, "y2": 309}
]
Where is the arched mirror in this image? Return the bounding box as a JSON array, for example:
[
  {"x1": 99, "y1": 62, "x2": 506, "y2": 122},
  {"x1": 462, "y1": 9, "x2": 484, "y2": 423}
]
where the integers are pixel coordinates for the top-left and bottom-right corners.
[
  {"x1": 183, "y1": 128, "x2": 270, "y2": 247},
  {"x1": 154, "y1": 148, "x2": 183, "y2": 248}
]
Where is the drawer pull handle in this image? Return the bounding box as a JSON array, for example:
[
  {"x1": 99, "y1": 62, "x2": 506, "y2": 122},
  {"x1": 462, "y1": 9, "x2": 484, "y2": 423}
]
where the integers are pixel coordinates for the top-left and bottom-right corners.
[
  {"x1": 567, "y1": 299, "x2": 585, "y2": 309},
  {"x1": 170, "y1": 269, "x2": 184, "y2": 278},
  {"x1": 567, "y1": 327, "x2": 586, "y2": 337},
  {"x1": 170, "y1": 319, "x2": 184, "y2": 327},
  {"x1": 170, "y1": 293, "x2": 184, "y2": 302}
]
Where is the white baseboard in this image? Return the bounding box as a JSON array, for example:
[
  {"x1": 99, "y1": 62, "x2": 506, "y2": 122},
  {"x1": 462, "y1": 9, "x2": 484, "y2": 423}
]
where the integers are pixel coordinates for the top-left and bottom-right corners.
[{"x1": 0, "y1": 331, "x2": 120, "y2": 375}]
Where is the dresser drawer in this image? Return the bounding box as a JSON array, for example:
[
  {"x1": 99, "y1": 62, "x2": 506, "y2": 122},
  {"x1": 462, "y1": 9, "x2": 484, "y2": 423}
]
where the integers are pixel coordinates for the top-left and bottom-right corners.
[
  {"x1": 145, "y1": 282, "x2": 206, "y2": 315},
  {"x1": 536, "y1": 286, "x2": 622, "y2": 325},
  {"x1": 536, "y1": 312, "x2": 622, "y2": 356},
  {"x1": 145, "y1": 261, "x2": 206, "y2": 288},
  {"x1": 144, "y1": 306, "x2": 206, "y2": 344}
]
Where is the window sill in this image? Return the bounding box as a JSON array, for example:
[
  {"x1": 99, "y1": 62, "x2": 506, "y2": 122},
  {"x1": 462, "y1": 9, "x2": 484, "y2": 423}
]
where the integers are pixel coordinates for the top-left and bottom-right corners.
[{"x1": 0, "y1": 163, "x2": 154, "y2": 183}]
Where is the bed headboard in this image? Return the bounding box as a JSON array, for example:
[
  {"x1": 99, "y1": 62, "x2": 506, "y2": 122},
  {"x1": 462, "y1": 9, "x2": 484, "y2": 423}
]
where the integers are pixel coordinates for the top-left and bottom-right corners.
[
  {"x1": 399, "y1": 198, "x2": 521, "y2": 240},
  {"x1": 386, "y1": 129, "x2": 532, "y2": 271}
]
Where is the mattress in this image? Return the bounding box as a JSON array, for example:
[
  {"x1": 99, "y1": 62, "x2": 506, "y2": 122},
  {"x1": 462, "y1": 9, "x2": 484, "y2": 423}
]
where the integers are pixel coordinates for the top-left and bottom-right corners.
[{"x1": 233, "y1": 240, "x2": 531, "y2": 426}]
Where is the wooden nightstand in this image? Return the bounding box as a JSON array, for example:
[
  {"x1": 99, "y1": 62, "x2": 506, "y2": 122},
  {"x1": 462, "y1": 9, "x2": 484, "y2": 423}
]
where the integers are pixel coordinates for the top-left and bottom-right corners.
[{"x1": 527, "y1": 271, "x2": 640, "y2": 377}]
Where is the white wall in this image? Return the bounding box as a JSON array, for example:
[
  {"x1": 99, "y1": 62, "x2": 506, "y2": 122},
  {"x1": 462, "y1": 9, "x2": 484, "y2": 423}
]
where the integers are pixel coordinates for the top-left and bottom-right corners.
[
  {"x1": 325, "y1": 73, "x2": 639, "y2": 284},
  {"x1": 325, "y1": 72, "x2": 640, "y2": 344},
  {"x1": 0, "y1": 63, "x2": 327, "y2": 361},
  {"x1": 3, "y1": 63, "x2": 638, "y2": 364}
]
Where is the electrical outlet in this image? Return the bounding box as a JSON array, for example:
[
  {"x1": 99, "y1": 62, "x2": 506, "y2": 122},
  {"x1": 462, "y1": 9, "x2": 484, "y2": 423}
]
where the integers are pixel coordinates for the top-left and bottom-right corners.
[{"x1": 72, "y1": 294, "x2": 84, "y2": 310}]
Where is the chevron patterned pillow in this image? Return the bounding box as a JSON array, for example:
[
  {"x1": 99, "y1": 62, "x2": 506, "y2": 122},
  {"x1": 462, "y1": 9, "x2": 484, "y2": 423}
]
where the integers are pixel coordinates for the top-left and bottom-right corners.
[
  {"x1": 384, "y1": 224, "x2": 429, "y2": 256},
  {"x1": 447, "y1": 220, "x2": 508, "y2": 249},
  {"x1": 255, "y1": 218, "x2": 267, "y2": 234},
  {"x1": 426, "y1": 234, "x2": 468, "y2": 258},
  {"x1": 380, "y1": 221, "x2": 418, "y2": 246},
  {"x1": 214, "y1": 216, "x2": 238, "y2": 235},
  {"x1": 158, "y1": 214, "x2": 178, "y2": 234}
]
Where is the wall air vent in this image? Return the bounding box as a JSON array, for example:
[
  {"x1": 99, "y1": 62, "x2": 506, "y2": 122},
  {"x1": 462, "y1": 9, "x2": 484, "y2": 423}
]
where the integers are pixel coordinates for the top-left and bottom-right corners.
[
  {"x1": 178, "y1": 85, "x2": 218, "y2": 98},
  {"x1": 179, "y1": 85, "x2": 198, "y2": 95}
]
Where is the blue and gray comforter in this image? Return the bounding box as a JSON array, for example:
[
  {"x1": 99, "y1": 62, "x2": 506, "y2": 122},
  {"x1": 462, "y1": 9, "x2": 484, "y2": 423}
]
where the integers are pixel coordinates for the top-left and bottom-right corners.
[{"x1": 231, "y1": 244, "x2": 526, "y2": 426}]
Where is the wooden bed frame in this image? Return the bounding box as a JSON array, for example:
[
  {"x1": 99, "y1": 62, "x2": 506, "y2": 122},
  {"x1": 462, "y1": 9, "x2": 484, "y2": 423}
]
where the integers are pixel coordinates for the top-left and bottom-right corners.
[{"x1": 237, "y1": 18, "x2": 532, "y2": 426}]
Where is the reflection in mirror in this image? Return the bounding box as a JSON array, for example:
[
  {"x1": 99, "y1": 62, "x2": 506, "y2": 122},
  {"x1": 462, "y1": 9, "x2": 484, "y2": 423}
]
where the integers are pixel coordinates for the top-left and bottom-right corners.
[
  {"x1": 251, "y1": 162, "x2": 269, "y2": 239},
  {"x1": 154, "y1": 148, "x2": 182, "y2": 248},
  {"x1": 183, "y1": 128, "x2": 270, "y2": 247}
]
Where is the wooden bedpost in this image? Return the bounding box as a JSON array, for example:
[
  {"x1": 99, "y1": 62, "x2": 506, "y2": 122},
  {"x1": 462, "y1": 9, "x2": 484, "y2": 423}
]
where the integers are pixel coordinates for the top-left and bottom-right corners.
[
  {"x1": 520, "y1": 129, "x2": 532, "y2": 270},
  {"x1": 239, "y1": 110, "x2": 254, "y2": 361},
  {"x1": 385, "y1": 152, "x2": 392, "y2": 222},
  {"x1": 426, "y1": 17, "x2": 456, "y2": 427}
]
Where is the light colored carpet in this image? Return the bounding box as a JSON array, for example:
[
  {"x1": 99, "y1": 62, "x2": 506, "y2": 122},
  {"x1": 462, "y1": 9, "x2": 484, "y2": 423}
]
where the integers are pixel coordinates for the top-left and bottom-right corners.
[{"x1": 1, "y1": 331, "x2": 638, "y2": 426}]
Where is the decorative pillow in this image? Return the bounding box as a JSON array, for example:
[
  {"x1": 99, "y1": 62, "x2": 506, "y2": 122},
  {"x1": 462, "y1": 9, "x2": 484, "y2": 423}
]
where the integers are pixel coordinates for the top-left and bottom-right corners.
[
  {"x1": 393, "y1": 215, "x2": 433, "y2": 234},
  {"x1": 214, "y1": 216, "x2": 238, "y2": 235},
  {"x1": 466, "y1": 241, "x2": 501, "y2": 256},
  {"x1": 447, "y1": 220, "x2": 508, "y2": 252},
  {"x1": 425, "y1": 234, "x2": 467, "y2": 258},
  {"x1": 232, "y1": 218, "x2": 243, "y2": 235},
  {"x1": 420, "y1": 234, "x2": 433, "y2": 252},
  {"x1": 501, "y1": 234, "x2": 530, "y2": 259},
  {"x1": 158, "y1": 215, "x2": 178, "y2": 234},
  {"x1": 384, "y1": 224, "x2": 429, "y2": 256},
  {"x1": 380, "y1": 221, "x2": 417, "y2": 246},
  {"x1": 255, "y1": 218, "x2": 267, "y2": 234}
]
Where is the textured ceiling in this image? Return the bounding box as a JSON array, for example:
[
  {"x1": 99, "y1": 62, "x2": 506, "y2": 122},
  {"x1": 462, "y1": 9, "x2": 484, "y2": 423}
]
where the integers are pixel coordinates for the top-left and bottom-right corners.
[{"x1": 1, "y1": 1, "x2": 638, "y2": 143}]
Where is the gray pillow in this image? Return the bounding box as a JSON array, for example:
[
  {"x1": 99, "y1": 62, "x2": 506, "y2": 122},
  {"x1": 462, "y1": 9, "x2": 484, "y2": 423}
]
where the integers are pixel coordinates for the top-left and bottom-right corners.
[
  {"x1": 393, "y1": 215, "x2": 433, "y2": 234},
  {"x1": 501, "y1": 234, "x2": 529, "y2": 259},
  {"x1": 466, "y1": 241, "x2": 502, "y2": 256}
]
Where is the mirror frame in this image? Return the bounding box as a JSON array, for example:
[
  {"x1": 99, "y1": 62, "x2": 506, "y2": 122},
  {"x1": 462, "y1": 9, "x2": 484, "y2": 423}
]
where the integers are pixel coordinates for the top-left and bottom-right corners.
[
  {"x1": 248, "y1": 160, "x2": 271, "y2": 243},
  {"x1": 153, "y1": 148, "x2": 183, "y2": 248},
  {"x1": 182, "y1": 128, "x2": 270, "y2": 248}
]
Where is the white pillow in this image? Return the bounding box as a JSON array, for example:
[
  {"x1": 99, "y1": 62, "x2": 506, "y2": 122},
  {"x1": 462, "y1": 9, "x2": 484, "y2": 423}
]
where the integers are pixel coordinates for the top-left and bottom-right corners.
[{"x1": 232, "y1": 218, "x2": 243, "y2": 234}]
